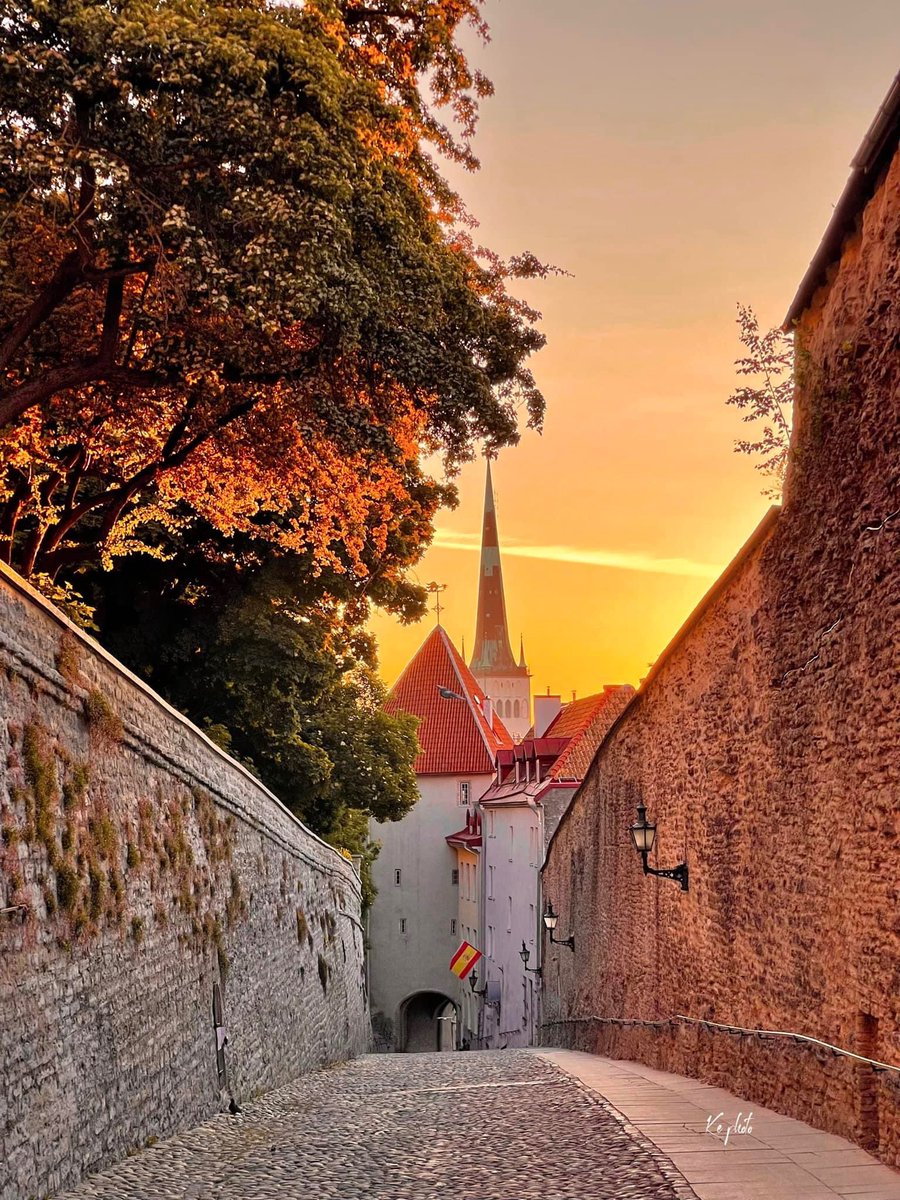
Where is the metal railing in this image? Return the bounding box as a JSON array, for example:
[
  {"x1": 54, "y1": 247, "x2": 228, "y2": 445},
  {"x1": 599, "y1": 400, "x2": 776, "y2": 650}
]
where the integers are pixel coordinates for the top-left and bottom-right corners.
[{"x1": 541, "y1": 1013, "x2": 900, "y2": 1075}]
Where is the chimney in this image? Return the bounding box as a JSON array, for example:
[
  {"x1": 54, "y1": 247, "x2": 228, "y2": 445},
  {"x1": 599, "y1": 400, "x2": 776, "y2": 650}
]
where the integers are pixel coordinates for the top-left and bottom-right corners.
[
  {"x1": 483, "y1": 695, "x2": 494, "y2": 728},
  {"x1": 533, "y1": 693, "x2": 562, "y2": 738}
]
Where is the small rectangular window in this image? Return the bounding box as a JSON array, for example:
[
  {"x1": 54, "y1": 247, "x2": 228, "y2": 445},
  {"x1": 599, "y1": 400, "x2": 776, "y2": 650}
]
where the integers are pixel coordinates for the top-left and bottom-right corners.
[
  {"x1": 488, "y1": 811, "x2": 495, "y2": 837},
  {"x1": 488, "y1": 865, "x2": 494, "y2": 899},
  {"x1": 452, "y1": 869, "x2": 459, "y2": 885},
  {"x1": 399, "y1": 918, "x2": 407, "y2": 934},
  {"x1": 458, "y1": 780, "x2": 471, "y2": 806},
  {"x1": 507, "y1": 895, "x2": 512, "y2": 932},
  {"x1": 487, "y1": 925, "x2": 494, "y2": 956},
  {"x1": 450, "y1": 919, "x2": 457, "y2": 936},
  {"x1": 394, "y1": 869, "x2": 402, "y2": 886}
]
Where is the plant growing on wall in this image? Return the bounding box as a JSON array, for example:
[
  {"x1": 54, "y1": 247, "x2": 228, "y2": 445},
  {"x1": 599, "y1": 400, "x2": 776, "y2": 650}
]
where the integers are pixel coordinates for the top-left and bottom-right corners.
[{"x1": 727, "y1": 304, "x2": 794, "y2": 496}]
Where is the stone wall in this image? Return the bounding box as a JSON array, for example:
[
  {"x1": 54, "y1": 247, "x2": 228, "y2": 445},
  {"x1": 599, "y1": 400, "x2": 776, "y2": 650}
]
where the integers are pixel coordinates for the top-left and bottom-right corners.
[
  {"x1": 541, "y1": 151, "x2": 900, "y2": 1164},
  {"x1": 0, "y1": 565, "x2": 370, "y2": 1200}
]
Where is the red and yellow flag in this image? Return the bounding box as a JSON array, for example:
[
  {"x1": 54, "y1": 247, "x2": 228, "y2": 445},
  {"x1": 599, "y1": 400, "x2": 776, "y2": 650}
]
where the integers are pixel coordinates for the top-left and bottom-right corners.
[{"x1": 449, "y1": 941, "x2": 482, "y2": 979}]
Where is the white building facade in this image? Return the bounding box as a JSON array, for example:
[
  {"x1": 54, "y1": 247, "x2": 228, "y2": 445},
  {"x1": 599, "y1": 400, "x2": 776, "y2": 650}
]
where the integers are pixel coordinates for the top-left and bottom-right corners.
[
  {"x1": 369, "y1": 626, "x2": 511, "y2": 1052},
  {"x1": 477, "y1": 688, "x2": 635, "y2": 1048}
]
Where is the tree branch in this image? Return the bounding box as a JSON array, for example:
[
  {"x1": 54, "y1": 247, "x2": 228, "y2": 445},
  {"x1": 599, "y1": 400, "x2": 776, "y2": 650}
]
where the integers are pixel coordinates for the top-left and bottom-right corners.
[
  {"x1": 0, "y1": 363, "x2": 173, "y2": 428},
  {"x1": 0, "y1": 250, "x2": 84, "y2": 374},
  {"x1": 99, "y1": 275, "x2": 126, "y2": 362}
]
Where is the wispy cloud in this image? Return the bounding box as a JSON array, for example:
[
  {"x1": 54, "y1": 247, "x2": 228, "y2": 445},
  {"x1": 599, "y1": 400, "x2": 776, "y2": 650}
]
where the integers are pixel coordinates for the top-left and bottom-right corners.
[{"x1": 431, "y1": 529, "x2": 721, "y2": 580}]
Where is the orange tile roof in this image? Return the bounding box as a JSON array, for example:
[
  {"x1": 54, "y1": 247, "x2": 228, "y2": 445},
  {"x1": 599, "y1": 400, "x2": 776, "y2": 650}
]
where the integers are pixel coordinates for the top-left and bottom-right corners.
[
  {"x1": 384, "y1": 627, "x2": 513, "y2": 776},
  {"x1": 546, "y1": 687, "x2": 634, "y2": 780}
]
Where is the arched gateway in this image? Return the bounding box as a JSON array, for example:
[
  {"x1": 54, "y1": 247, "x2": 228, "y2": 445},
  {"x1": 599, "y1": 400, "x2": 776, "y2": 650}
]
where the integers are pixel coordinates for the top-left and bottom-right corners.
[{"x1": 398, "y1": 991, "x2": 458, "y2": 1052}]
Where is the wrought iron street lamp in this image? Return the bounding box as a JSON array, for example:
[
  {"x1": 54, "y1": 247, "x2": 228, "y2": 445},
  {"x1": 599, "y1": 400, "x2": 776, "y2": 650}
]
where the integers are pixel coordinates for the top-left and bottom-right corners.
[
  {"x1": 542, "y1": 902, "x2": 575, "y2": 951},
  {"x1": 468, "y1": 971, "x2": 487, "y2": 996},
  {"x1": 629, "y1": 803, "x2": 689, "y2": 891},
  {"x1": 519, "y1": 940, "x2": 541, "y2": 975}
]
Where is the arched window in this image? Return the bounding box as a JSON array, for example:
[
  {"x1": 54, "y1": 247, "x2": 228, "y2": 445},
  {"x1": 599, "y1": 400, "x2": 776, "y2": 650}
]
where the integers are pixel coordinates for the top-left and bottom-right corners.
[{"x1": 513, "y1": 700, "x2": 520, "y2": 718}]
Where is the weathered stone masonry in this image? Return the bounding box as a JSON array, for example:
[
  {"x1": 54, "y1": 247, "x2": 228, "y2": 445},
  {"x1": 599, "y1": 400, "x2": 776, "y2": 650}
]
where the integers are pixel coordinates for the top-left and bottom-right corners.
[
  {"x1": 542, "y1": 123, "x2": 899, "y2": 1163},
  {"x1": 0, "y1": 565, "x2": 370, "y2": 1200}
]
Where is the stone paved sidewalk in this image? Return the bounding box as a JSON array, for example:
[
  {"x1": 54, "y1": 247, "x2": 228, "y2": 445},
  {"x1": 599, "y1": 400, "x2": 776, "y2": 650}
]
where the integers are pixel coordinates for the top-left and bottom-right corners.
[
  {"x1": 54, "y1": 1050, "x2": 692, "y2": 1200},
  {"x1": 541, "y1": 1050, "x2": 900, "y2": 1200}
]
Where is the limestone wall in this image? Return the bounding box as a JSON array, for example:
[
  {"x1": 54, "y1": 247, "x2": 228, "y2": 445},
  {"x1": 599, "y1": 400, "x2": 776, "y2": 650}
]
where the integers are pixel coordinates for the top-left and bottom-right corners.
[
  {"x1": 542, "y1": 152, "x2": 900, "y2": 1164},
  {"x1": 0, "y1": 565, "x2": 370, "y2": 1200}
]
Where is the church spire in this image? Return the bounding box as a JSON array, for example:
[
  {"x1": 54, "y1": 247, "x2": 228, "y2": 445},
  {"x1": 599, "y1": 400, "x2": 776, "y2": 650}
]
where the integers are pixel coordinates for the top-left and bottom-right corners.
[{"x1": 469, "y1": 459, "x2": 519, "y2": 675}]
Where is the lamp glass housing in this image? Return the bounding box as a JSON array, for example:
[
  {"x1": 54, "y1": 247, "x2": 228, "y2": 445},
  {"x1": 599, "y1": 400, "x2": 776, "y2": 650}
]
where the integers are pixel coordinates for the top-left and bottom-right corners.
[
  {"x1": 543, "y1": 903, "x2": 558, "y2": 932},
  {"x1": 629, "y1": 805, "x2": 657, "y2": 854}
]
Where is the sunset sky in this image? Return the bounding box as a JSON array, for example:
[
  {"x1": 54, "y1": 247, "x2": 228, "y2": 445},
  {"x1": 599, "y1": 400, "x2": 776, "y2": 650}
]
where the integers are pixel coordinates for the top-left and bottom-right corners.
[{"x1": 370, "y1": 2, "x2": 900, "y2": 698}]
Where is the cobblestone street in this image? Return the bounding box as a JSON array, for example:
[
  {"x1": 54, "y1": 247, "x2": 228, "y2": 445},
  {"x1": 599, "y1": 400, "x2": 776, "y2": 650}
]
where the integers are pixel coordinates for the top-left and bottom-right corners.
[{"x1": 56, "y1": 1051, "x2": 693, "y2": 1200}]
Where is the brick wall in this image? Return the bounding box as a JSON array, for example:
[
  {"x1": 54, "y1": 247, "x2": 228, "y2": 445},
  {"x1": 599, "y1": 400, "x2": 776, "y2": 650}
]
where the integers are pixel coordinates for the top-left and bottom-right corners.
[
  {"x1": 0, "y1": 565, "x2": 370, "y2": 1200},
  {"x1": 541, "y1": 151, "x2": 900, "y2": 1164}
]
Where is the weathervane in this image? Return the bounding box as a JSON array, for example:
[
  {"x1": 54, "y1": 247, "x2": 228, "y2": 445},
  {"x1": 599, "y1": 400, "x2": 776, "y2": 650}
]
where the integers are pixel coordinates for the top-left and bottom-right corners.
[{"x1": 424, "y1": 581, "x2": 447, "y2": 625}]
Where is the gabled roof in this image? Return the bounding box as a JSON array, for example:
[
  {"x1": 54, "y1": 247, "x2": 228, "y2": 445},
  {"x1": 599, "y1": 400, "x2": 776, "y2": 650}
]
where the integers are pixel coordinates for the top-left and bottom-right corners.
[
  {"x1": 544, "y1": 689, "x2": 633, "y2": 780},
  {"x1": 385, "y1": 626, "x2": 512, "y2": 776},
  {"x1": 480, "y1": 685, "x2": 635, "y2": 805},
  {"x1": 785, "y1": 71, "x2": 900, "y2": 325}
]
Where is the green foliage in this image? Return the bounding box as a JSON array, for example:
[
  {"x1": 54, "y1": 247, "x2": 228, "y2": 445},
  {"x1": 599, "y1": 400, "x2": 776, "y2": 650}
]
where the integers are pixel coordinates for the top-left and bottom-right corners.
[
  {"x1": 94, "y1": 553, "x2": 421, "y2": 838},
  {"x1": 22, "y1": 719, "x2": 60, "y2": 863},
  {"x1": 83, "y1": 690, "x2": 124, "y2": 743},
  {"x1": 55, "y1": 860, "x2": 80, "y2": 913},
  {"x1": 0, "y1": 0, "x2": 545, "y2": 583},
  {"x1": 62, "y1": 762, "x2": 91, "y2": 810},
  {"x1": 327, "y1": 806, "x2": 380, "y2": 910}
]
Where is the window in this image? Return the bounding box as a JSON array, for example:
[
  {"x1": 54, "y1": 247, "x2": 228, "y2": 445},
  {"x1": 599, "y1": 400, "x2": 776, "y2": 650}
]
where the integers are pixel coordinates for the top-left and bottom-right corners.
[
  {"x1": 452, "y1": 869, "x2": 459, "y2": 886},
  {"x1": 529, "y1": 904, "x2": 535, "y2": 942},
  {"x1": 450, "y1": 919, "x2": 457, "y2": 936},
  {"x1": 487, "y1": 925, "x2": 494, "y2": 956},
  {"x1": 513, "y1": 699, "x2": 520, "y2": 718},
  {"x1": 488, "y1": 811, "x2": 495, "y2": 838},
  {"x1": 488, "y1": 865, "x2": 494, "y2": 899},
  {"x1": 507, "y1": 895, "x2": 512, "y2": 932},
  {"x1": 458, "y1": 780, "x2": 471, "y2": 806},
  {"x1": 399, "y1": 918, "x2": 407, "y2": 934},
  {"x1": 509, "y1": 824, "x2": 514, "y2": 862},
  {"x1": 394, "y1": 869, "x2": 402, "y2": 886}
]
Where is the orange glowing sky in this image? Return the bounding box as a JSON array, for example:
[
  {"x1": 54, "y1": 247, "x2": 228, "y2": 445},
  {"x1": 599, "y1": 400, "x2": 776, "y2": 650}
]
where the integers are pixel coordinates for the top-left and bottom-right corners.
[{"x1": 370, "y1": 2, "x2": 900, "y2": 697}]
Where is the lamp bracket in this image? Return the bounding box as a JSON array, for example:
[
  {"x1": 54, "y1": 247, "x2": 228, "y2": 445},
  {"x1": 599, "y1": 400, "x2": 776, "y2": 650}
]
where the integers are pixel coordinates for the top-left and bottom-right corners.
[
  {"x1": 549, "y1": 931, "x2": 575, "y2": 952},
  {"x1": 641, "y1": 854, "x2": 689, "y2": 891}
]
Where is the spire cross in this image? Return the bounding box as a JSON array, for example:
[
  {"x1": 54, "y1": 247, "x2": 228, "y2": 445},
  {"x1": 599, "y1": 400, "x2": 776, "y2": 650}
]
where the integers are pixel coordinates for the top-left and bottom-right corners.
[{"x1": 425, "y1": 582, "x2": 447, "y2": 626}]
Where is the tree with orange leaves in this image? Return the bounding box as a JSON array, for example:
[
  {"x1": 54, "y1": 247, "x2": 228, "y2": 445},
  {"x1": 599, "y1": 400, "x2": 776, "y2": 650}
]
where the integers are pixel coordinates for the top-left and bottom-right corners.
[
  {"x1": 0, "y1": 0, "x2": 546, "y2": 587},
  {"x1": 1, "y1": 0, "x2": 549, "y2": 847}
]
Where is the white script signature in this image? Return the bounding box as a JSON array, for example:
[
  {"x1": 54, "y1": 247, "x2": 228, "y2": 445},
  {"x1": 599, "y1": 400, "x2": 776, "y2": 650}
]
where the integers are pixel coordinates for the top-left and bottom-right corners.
[{"x1": 705, "y1": 1111, "x2": 753, "y2": 1146}]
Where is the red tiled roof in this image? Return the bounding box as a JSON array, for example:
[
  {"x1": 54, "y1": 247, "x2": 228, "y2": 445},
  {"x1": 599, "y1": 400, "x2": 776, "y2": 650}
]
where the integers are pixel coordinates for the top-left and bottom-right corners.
[
  {"x1": 446, "y1": 809, "x2": 483, "y2": 850},
  {"x1": 384, "y1": 627, "x2": 513, "y2": 776},
  {"x1": 547, "y1": 687, "x2": 634, "y2": 780},
  {"x1": 480, "y1": 686, "x2": 636, "y2": 804}
]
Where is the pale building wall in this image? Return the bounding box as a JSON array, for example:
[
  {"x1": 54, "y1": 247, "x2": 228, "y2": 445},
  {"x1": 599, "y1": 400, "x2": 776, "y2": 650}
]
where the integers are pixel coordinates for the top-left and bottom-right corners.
[
  {"x1": 475, "y1": 671, "x2": 531, "y2": 741},
  {"x1": 368, "y1": 772, "x2": 493, "y2": 1050},
  {"x1": 479, "y1": 801, "x2": 542, "y2": 1048},
  {"x1": 454, "y1": 844, "x2": 481, "y2": 1045}
]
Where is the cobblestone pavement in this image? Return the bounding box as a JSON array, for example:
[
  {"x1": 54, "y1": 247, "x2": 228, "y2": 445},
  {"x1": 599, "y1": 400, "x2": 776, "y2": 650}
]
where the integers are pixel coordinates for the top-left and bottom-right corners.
[{"x1": 56, "y1": 1051, "x2": 697, "y2": 1200}]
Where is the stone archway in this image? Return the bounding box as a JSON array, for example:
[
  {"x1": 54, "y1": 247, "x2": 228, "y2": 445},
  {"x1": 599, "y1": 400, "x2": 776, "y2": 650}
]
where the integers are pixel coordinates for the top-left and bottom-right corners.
[{"x1": 398, "y1": 991, "x2": 458, "y2": 1053}]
